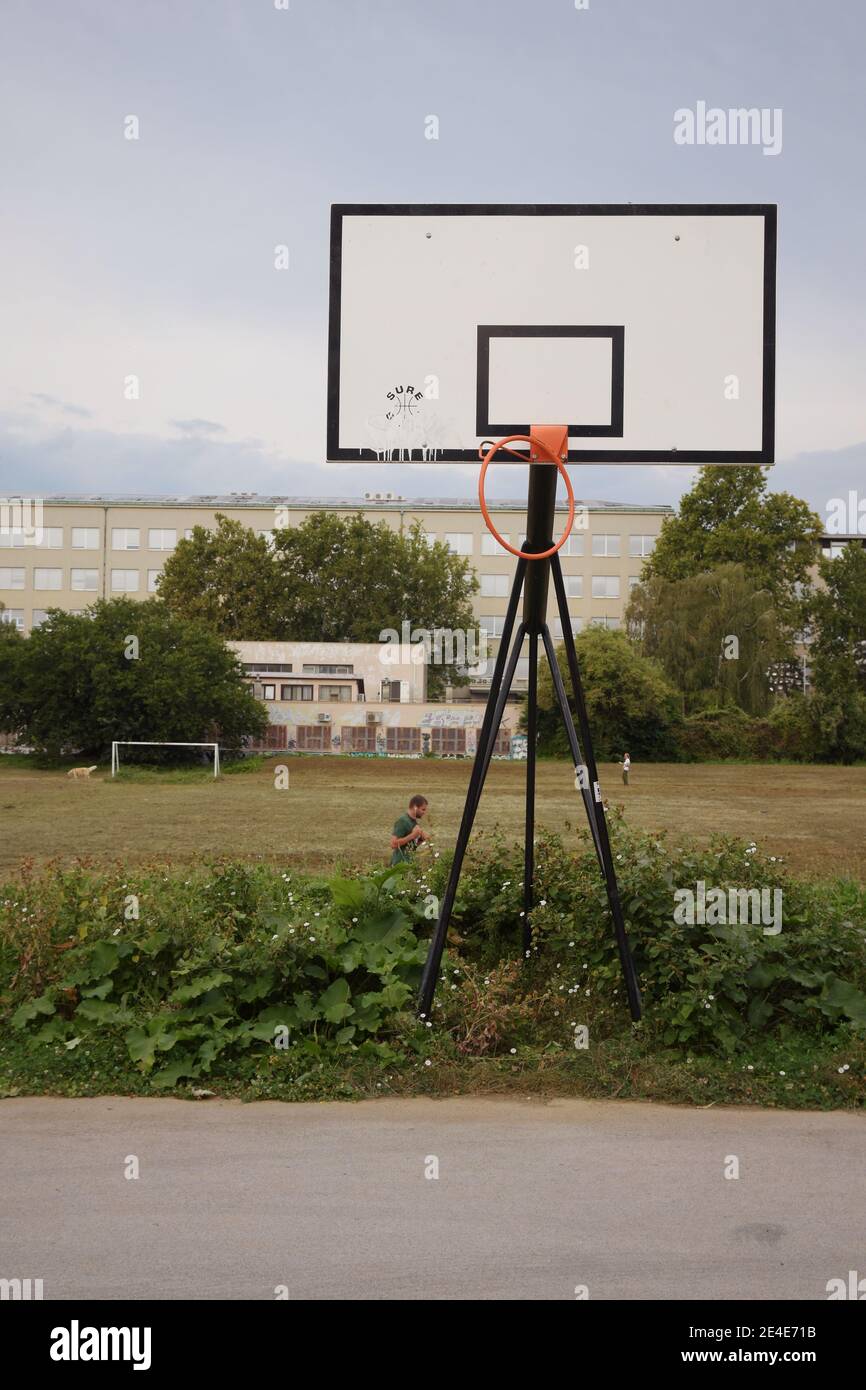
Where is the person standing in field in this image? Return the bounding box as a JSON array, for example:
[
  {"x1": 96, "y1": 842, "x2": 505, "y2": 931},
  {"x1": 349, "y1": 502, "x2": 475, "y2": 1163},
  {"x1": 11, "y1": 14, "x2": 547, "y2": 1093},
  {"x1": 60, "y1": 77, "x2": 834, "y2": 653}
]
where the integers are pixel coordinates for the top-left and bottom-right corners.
[
  {"x1": 390, "y1": 794, "x2": 431, "y2": 864},
  {"x1": 621, "y1": 752, "x2": 631, "y2": 786}
]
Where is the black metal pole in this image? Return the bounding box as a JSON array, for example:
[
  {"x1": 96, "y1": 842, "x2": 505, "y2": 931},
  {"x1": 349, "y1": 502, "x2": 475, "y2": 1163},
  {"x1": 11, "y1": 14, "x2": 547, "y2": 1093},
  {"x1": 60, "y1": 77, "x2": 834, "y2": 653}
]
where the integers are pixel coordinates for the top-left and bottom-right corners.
[
  {"x1": 550, "y1": 553, "x2": 643, "y2": 1022},
  {"x1": 539, "y1": 622, "x2": 605, "y2": 872},
  {"x1": 417, "y1": 619, "x2": 527, "y2": 1017},
  {"x1": 519, "y1": 463, "x2": 558, "y2": 958},
  {"x1": 521, "y1": 465, "x2": 558, "y2": 631},
  {"x1": 462, "y1": 561, "x2": 527, "y2": 826},
  {"x1": 523, "y1": 630, "x2": 538, "y2": 956}
]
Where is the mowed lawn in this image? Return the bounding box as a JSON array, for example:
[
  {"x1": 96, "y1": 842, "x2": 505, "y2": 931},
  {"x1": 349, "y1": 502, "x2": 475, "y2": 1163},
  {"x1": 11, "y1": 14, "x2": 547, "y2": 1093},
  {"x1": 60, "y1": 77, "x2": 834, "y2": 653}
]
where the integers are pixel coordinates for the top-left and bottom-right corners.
[{"x1": 0, "y1": 757, "x2": 863, "y2": 881}]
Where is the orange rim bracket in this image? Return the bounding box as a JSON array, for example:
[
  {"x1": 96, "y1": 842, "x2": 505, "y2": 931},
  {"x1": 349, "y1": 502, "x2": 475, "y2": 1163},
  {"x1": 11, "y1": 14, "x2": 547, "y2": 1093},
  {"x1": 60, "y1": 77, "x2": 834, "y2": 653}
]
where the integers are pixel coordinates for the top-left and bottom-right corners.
[{"x1": 477, "y1": 426, "x2": 575, "y2": 560}]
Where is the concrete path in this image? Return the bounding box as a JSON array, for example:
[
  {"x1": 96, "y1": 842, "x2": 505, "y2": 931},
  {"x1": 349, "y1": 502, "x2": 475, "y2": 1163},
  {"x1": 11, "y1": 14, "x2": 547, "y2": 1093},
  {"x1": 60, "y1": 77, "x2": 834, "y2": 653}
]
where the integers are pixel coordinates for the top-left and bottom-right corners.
[{"x1": 1, "y1": 1096, "x2": 863, "y2": 1300}]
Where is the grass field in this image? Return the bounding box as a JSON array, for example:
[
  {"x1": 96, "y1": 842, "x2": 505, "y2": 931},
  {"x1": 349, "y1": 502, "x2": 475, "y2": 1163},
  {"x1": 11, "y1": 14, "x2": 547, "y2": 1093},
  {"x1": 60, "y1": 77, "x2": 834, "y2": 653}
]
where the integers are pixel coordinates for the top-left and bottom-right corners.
[{"x1": 1, "y1": 756, "x2": 863, "y2": 880}]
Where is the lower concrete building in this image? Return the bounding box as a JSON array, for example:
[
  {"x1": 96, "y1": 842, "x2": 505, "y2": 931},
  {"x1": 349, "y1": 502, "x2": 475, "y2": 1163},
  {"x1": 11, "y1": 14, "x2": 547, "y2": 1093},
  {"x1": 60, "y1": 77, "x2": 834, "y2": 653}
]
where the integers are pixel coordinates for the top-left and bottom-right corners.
[{"x1": 230, "y1": 640, "x2": 518, "y2": 757}]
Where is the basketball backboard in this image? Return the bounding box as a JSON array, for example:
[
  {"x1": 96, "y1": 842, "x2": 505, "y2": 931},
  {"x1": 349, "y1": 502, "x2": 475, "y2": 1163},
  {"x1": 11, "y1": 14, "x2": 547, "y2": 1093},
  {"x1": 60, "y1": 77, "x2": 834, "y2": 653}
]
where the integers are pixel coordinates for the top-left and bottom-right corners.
[{"x1": 327, "y1": 204, "x2": 775, "y2": 465}]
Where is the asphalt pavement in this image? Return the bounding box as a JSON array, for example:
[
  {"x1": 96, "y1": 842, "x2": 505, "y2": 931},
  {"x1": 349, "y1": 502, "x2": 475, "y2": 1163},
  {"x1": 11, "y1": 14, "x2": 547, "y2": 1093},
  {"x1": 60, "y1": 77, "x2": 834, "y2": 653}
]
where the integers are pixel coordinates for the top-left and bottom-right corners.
[{"x1": 1, "y1": 1095, "x2": 863, "y2": 1300}]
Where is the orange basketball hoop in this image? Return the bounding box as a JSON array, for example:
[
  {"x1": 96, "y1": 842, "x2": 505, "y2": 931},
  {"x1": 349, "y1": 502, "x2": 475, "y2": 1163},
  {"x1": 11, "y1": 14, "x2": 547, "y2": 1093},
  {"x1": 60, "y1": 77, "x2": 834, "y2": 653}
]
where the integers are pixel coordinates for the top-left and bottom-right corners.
[{"x1": 477, "y1": 429, "x2": 575, "y2": 560}]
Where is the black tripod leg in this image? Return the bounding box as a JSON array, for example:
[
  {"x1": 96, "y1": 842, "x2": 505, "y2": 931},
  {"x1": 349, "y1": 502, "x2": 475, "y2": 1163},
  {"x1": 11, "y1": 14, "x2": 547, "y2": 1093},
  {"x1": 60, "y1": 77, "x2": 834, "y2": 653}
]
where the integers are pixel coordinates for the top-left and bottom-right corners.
[
  {"x1": 523, "y1": 630, "x2": 538, "y2": 956},
  {"x1": 549, "y1": 556, "x2": 643, "y2": 1022},
  {"x1": 417, "y1": 620, "x2": 527, "y2": 1017},
  {"x1": 463, "y1": 558, "x2": 527, "y2": 815},
  {"x1": 539, "y1": 624, "x2": 605, "y2": 874}
]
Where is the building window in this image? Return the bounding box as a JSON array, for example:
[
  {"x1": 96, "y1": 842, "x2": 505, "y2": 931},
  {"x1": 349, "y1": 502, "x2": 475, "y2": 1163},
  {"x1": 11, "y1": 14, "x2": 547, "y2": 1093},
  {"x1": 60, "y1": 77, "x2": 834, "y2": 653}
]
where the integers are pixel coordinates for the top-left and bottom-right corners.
[
  {"x1": 559, "y1": 534, "x2": 585, "y2": 557},
  {"x1": 147, "y1": 570, "x2": 160, "y2": 593},
  {"x1": 493, "y1": 727, "x2": 512, "y2": 757},
  {"x1": 243, "y1": 663, "x2": 293, "y2": 674},
  {"x1": 262, "y1": 683, "x2": 276, "y2": 700},
  {"x1": 591, "y1": 615, "x2": 620, "y2": 630},
  {"x1": 480, "y1": 573, "x2": 508, "y2": 597},
  {"x1": 302, "y1": 664, "x2": 353, "y2": 675},
  {"x1": 0, "y1": 531, "x2": 27, "y2": 549},
  {"x1": 481, "y1": 532, "x2": 509, "y2": 555},
  {"x1": 262, "y1": 723, "x2": 288, "y2": 750},
  {"x1": 386, "y1": 726, "x2": 421, "y2": 754},
  {"x1": 552, "y1": 616, "x2": 582, "y2": 637},
  {"x1": 147, "y1": 528, "x2": 176, "y2": 551},
  {"x1": 71, "y1": 569, "x2": 99, "y2": 591},
  {"x1": 591, "y1": 576, "x2": 620, "y2": 599},
  {"x1": 628, "y1": 576, "x2": 641, "y2": 590},
  {"x1": 318, "y1": 685, "x2": 352, "y2": 702},
  {"x1": 592, "y1": 533, "x2": 621, "y2": 557},
  {"x1": 479, "y1": 614, "x2": 506, "y2": 638},
  {"x1": 296, "y1": 724, "x2": 332, "y2": 751},
  {"x1": 72, "y1": 527, "x2": 100, "y2": 549},
  {"x1": 629, "y1": 534, "x2": 656, "y2": 557},
  {"x1": 35, "y1": 527, "x2": 63, "y2": 548},
  {"x1": 111, "y1": 569, "x2": 140, "y2": 593},
  {"x1": 430, "y1": 727, "x2": 466, "y2": 756},
  {"x1": 0, "y1": 567, "x2": 25, "y2": 590},
  {"x1": 565, "y1": 576, "x2": 583, "y2": 598},
  {"x1": 444, "y1": 533, "x2": 473, "y2": 555},
  {"x1": 31, "y1": 609, "x2": 49, "y2": 627},
  {"x1": 111, "y1": 528, "x2": 140, "y2": 551},
  {"x1": 381, "y1": 680, "x2": 403, "y2": 703},
  {"x1": 0, "y1": 608, "x2": 24, "y2": 629},
  {"x1": 827, "y1": 543, "x2": 848, "y2": 560},
  {"x1": 342, "y1": 724, "x2": 377, "y2": 752},
  {"x1": 34, "y1": 568, "x2": 63, "y2": 590},
  {"x1": 184, "y1": 529, "x2": 195, "y2": 541},
  {"x1": 281, "y1": 684, "x2": 313, "y2": 701}
]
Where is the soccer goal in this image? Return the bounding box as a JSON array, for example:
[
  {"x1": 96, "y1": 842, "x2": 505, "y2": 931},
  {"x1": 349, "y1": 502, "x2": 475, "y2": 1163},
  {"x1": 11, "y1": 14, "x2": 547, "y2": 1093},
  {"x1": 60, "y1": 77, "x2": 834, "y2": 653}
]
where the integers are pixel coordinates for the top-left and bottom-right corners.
[{"x1": 110, "y1": 741, "x2": 221, "y2": 778}]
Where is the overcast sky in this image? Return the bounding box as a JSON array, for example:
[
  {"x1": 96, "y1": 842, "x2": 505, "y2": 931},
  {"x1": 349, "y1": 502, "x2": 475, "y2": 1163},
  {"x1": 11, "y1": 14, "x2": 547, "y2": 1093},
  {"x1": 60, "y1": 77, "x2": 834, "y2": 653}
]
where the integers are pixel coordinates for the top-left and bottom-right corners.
[{"x1": 1, "y1": 0, "x2": 863, "y2": 523}]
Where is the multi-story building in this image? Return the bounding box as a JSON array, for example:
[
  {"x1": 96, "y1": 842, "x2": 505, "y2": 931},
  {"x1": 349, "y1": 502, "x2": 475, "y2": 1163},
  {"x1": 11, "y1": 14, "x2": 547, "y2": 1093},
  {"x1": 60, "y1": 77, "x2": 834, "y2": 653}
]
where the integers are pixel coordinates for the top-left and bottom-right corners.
[
  {"x1": 0, "y1": 496, "x2": 673, "y2": 689},
  {"x1": 231, "y1": 639, "x2": 518, "y2": 757}
]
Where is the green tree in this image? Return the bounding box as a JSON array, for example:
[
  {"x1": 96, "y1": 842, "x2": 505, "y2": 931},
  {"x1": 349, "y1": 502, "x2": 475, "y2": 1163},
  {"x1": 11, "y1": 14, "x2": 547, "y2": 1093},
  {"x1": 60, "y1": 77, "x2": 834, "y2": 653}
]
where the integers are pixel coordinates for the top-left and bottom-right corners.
[
  {"x1": 805, "y1": 543, "x2": 866, "y2": 762},
  {"x1": 644, "y1": 467, "x2": 822, "y2": 613},
  {"x1": 627, "y1": 563, "x2": 789, "y2": 716},
  {"x1": 0, "y1": 613, "x2": 26, "y2": 740},
  {"x1": 10, "y1": 599, "x2": 266, "y2": 757},
  {"x1": 158, "y1": 512, "x2": 479, "y2": 697},
  {"x1": 154, "y1": 517, "x2": 285, "y2": 638},
  {"x1": 536, "y1": 627, "x2": 680, "y2": 760}
]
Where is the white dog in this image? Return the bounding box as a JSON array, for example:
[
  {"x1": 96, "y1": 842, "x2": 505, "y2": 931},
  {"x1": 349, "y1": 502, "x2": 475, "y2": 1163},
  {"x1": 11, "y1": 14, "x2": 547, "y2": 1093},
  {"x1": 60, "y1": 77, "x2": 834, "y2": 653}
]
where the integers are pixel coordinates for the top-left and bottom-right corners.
[{"x1": 67, "y1": 765, "x2": 98, "y2": 780}]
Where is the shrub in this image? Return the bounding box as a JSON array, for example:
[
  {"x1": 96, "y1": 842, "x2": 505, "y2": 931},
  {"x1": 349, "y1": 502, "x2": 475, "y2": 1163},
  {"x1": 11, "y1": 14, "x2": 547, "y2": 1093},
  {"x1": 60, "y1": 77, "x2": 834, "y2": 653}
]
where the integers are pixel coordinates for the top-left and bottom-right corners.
[
  {"x1": 2, "y1": 860, "x2": 430, "y2": 1088},
  {"x1": 677, "y1": 706, "x2": 765, "y2": 760},
  {"x1": 765, "y1": 694, "x2": 815, "y2": 761},
  {"x1": 426, "y1": 819, "x2": 866, "y2": 1055},
  {"x1": 3, "y1": 828, "x2": 865, "y2": 1085}
]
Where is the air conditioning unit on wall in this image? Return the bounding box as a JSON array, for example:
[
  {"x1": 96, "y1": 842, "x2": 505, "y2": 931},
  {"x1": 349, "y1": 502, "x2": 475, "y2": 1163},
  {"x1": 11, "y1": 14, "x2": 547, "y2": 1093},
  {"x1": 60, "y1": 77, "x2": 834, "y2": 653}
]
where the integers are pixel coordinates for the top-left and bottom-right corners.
[
  {"x1": 366, "y1": 711, "x2": 383, "y2": 724},
  {"x1": 317, "y1": 713, "x2": 332, "y2": 724}
]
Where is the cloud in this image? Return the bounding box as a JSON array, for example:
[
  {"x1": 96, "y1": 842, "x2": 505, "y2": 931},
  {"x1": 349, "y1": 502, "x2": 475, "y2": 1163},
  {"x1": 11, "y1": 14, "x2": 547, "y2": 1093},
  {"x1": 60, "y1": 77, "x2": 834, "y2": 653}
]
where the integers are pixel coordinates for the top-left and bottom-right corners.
[
  {"x1": 769, "y1": 441, "x2": 866, "y2": 520},
  {"x1": 1, "y1": 408, "x2": 862, "y2": 524},
  {"x1": 29, "y1": 393, "x2": 92, "y2": 420},
  {"x1": 170, "y1": 419, "x2": 227, "y2": 437}
]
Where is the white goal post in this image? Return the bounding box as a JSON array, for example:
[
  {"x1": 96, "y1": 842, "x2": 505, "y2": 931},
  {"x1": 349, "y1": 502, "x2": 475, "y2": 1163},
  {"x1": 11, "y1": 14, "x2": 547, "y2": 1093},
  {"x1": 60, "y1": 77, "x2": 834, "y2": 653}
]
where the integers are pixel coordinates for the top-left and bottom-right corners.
[{"x1": 110, "y1": 741, "x2": 221, "y2": 778}]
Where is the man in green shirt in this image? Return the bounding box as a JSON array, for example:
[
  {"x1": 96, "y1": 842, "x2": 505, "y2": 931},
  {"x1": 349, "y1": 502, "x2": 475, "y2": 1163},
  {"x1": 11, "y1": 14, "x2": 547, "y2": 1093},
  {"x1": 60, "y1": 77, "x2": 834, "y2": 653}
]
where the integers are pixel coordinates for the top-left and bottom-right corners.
[{"x1": 390, "y1": 794, "x2": 430, "y2": 864}]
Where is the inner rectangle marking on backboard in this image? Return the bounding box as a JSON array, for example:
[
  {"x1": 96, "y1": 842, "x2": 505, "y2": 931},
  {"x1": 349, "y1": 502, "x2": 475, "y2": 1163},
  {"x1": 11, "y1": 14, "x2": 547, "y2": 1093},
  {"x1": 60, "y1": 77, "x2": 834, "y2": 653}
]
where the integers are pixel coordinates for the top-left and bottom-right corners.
[{"x1": 477, "y1": 326, "x2": 625, "y2": 437}]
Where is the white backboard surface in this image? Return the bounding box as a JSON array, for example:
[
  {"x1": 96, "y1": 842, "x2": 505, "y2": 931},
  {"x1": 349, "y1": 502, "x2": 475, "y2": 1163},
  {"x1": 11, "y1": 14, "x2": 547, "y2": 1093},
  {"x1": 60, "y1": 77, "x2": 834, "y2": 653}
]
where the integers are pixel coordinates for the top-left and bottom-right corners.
[{"x1": 327, "y1": 205, "x2": 776, "y2": 464}]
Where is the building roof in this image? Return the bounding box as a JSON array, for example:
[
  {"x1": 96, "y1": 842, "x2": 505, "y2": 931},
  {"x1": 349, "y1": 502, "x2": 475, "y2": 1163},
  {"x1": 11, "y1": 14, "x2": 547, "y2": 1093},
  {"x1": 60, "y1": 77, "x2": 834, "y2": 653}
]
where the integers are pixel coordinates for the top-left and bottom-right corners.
[{"x1": 39, "y1": 493, "x2": 675, "y2": 514}]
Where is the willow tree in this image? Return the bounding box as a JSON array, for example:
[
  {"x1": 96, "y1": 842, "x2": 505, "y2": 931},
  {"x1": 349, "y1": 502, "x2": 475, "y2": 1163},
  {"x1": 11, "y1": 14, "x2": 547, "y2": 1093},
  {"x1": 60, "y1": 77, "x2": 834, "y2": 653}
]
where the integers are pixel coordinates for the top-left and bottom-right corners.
[{"x1": 627, "y1": 564, "x2": 790, "y2": 716}]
